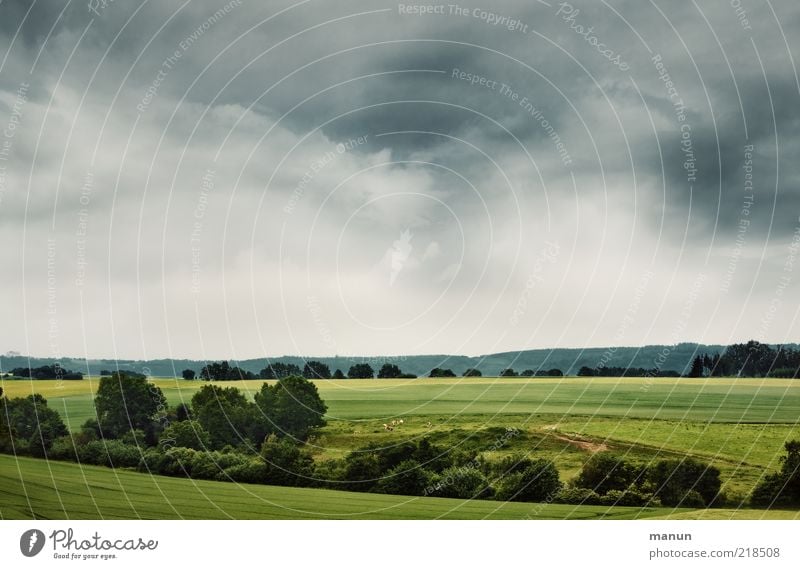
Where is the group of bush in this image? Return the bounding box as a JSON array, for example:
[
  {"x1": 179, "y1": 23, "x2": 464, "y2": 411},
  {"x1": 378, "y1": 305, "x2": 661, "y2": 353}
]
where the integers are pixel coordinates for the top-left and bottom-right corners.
[{"x1": 187, "y1": 361, "x2": 564, "y2": 380}]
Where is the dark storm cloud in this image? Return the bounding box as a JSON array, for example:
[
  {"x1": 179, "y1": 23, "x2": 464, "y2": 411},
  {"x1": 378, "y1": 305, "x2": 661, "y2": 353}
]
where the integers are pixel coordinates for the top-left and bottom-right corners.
[{"x1": 2, "y1": 0, "x2": 800, "y2": 358}]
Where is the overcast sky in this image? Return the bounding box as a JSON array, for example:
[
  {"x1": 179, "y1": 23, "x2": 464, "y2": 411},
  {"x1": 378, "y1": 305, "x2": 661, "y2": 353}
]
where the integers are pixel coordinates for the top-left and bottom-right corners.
[{"x1": 1, "y1": 0, "x2": 799, "y2": 360}]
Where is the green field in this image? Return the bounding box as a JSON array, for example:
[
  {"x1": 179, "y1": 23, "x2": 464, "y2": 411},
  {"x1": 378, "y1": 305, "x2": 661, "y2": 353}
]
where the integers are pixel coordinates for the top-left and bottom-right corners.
[
  {"x1": 4, "y1": 375, "x2": 800, "y2": 428},
  {"x1": 2, "y1": 376, "x2": 800, "y2": 518},
  {"x1": 1, "y1": 455, "x2": 796, "y2": 520}
]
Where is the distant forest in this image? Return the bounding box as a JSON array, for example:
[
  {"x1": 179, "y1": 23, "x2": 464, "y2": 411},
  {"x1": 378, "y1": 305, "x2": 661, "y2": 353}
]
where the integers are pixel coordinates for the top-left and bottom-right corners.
[{"x1": 2, "y1": 341, "x2": 798, "y2": 380}]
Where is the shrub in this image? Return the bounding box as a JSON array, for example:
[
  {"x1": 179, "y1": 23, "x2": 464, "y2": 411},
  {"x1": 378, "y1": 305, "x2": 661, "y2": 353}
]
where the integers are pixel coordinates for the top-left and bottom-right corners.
[
  {"x1": 646, "y1": 458, "x2": 721, "y2": 507},
  {"x1": 159, "y1": 420, "x2": 211, "y2": 451},
  {"x1": 2, "y1": 394, "x2": 68, "y2": 455},
  {"x1": 341, "y1": 451, "x2": 383, "y2": 491},
  {"x1": 751, "y1": 473, "x2": 789, "y2": 507},
  {"x1": 261, "y1": 435, "x2": 314, "y2": 486},
  {"x1": 253, "y1": 375, "x2": 328, "y2": 441},
  {"x1": 600, "y1": 489, "x2": 659, "y2": 507},
  {"x1": 427, "y1": 466, "x2": 492, "y2": 499},
  {"x1": 573, "y1": 454, "x2": 644, "y2": 495},
  {"x1": 555, "y1": 486, "x2": 603, "y2": 505},
  {"x1": 78, "y1": 440, "x2": 143, "y2": 468},
  {"x1": 493, "y1": 458, "x2": 562, "y2": 503},
  {"x1": 49, "y1": 436, "x2": 79, "y2": 461},
  {"x1": 221, "y1": 459, "x2": 268, "y2": 484},
  {"x1": 750, "y1": 441, "x2": 800, "y2": 507},
  {"x1": 120, "y1": 429, "x2": 149, "y2": 446}
]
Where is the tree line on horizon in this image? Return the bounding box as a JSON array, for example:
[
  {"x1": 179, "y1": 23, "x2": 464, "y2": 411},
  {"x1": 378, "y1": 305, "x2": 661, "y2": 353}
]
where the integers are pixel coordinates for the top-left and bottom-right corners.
[{"x1": 4, "y1": 340, "x2": 798, "y2": 381}]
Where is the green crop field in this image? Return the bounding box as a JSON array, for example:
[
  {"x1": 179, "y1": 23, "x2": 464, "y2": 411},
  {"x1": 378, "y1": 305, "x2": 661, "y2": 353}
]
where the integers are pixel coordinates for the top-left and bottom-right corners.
[
  {"x1": 1, "y1": 455, "x2": 796, "y2": 520},
  {"x1": 4, "y1": 376, "x2": 800, "y2": 428},
  {"x1": 2, "y1": 376, "x2": 800, "y2": 518}
]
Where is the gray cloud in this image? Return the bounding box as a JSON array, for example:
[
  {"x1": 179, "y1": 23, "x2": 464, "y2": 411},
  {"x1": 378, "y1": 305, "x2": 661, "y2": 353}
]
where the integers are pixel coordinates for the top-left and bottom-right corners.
[{"x1": 1, "y1": 0, "x2": 799, "y2": 359}]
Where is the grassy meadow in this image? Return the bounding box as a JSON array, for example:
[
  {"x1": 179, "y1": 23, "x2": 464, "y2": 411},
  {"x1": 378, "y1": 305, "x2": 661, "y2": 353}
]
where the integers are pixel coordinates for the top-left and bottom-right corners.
[
  {"x1": 2, "y1": 375, "x2": 800, "y2": 518},
  {"x1": 0, "y1": 455, "x2": 680, "y2": 520}
]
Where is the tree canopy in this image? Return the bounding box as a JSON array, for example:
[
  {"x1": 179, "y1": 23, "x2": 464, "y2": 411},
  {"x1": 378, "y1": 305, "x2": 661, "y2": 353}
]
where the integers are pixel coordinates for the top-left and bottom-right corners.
[
  {"x1": 93, "y1": 372, "x2": 167, "y2": 442},
  {"x1": 347, "y1": 363, "x2": 374, "y2": 379}
]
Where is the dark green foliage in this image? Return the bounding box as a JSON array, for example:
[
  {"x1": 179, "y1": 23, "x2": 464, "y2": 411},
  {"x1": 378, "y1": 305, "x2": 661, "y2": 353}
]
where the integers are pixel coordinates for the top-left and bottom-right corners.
[
  {"x1": 547, "y1": 368, "x2": 564, "y2": 377},
  {"x1": 254, "y1": 375, "x2": 327, "y2": 440},
  {"x1": 260, "y1": 435, "x2": 314, "y2": 486},
  {"x1": 174, "y1": 403, "x2": 191, "y2": 422},
  {"x1": 160, "y1": 420, "x2": 211, "y2": 451},
  {"x1": 93, "y1": 373, "x2": 167, "y2": 442},
  {"x1": 427, "y1": 466, "x2": 492, "y2": 499},
  {"x1": 10, "y1": 364, "x2": 83, "y2": 380},
  {"x1": 492, "y1": 456, "x2": 562, "y2": 502},
  {"x1": 181, "y1": 369, "x2": 196, "y2": 380},
  {"x1": 100, "y1": 370, "x2": 147, "y2": 379},
  {"x1": 48, "y1": 433, "x2": 143, "y2": 467},
  {"x1": 646, "y1": 458, "x2": 721, "y2": 507},
  {"x1": 687, "y1": 356, "x2": 705, "y2": 377},
  {"x1": 581, "y1": 366, "x2": 679, "y2": 377},
  {"x1": 332, "y1": 369, "x2": 346, "y2": 379},
  {"x1": 78, "y1": 440, "x2": 144, "y2": 468},
  {"x1": 259, "y1": 362, "x2": 302, "y2": 379},
  {"x1": 138, "y1": 447, "x2": 254, "y2": 481},
  {"x1": 751, "y1": 441, "x2": 800, "y2": 506},
  {"x1": 0, "y1": 418, "x2": 10, "y2": 454},
  {"x1": 341, "y1": 450, "x2": 383, "y2": 491},
  {"x1": 697, "y1": 341, "x2": 800, "y2": 377},
  {"x1": 1, "y1": 394, "x2": 68, "y2": 455},
  {"x1": 220, "y1": 459, "x2": 268, "y2": 484},
  {"x1": 500, "y1": 368, "x2": 518, "y2": 377},
  {"x1": 375, "y1": 460, "x2": 431, "y2": 496},
  {"x1": 520, "y1": 369, "x2": 535, "y2": 377},
  {"x1": 302, "y1": 360, "x2": 331, "y2": 379},
  {"x1": 191, "y1": 384, "x2": 261, "y2": 450},
  {"x1": 429, "y1": 368, "x2": 456, "y2": 378},
  {"x1": 409, "y1": 438, "x2": 454, "y2": 472},
  {"x1": 347, "y1": 363, "x2": 374, "y2": 378},
  {"x1": 463, "y1": 368, "x2": 482, "y2": 377},
  {"x1": 555, "y1": 486, "x2": 603, "y2": 505},
  {"x1": 574, "y1": 454, "x2": 645, "y2": 495},
  {"x1": 199, "y1": 361, "x2": 255, "y2": 381},
  {"x1": 599, "y1": 489, "x2": 659, "y2": 507}
]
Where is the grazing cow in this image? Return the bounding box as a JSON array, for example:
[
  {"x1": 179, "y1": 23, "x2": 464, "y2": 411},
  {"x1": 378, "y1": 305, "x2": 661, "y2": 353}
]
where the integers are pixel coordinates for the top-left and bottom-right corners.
[{"x1": 383, "y1": 423, "x2": 393, "y2": 431}]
